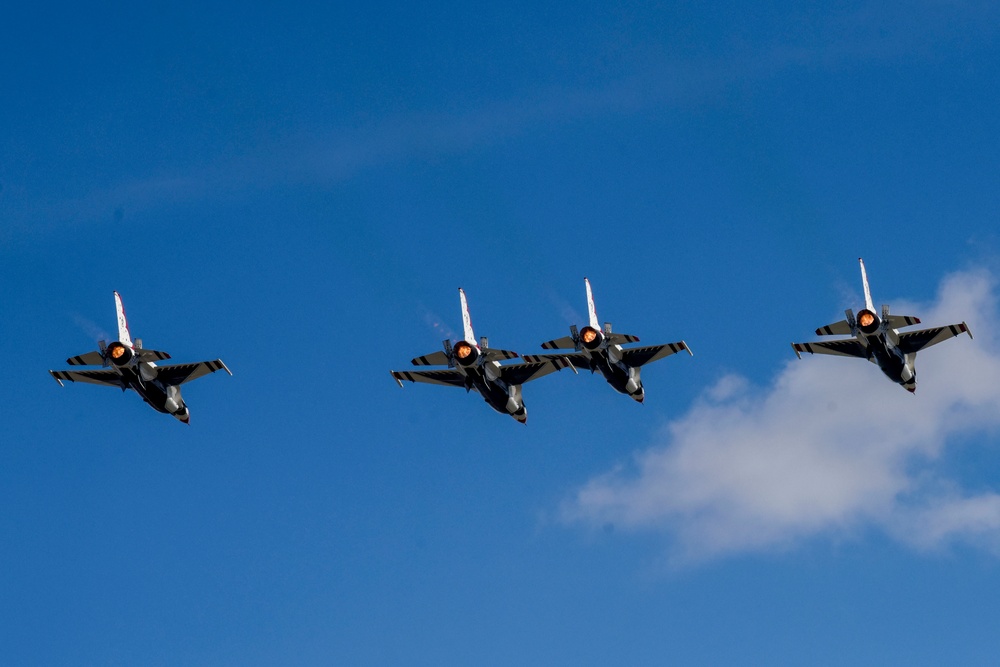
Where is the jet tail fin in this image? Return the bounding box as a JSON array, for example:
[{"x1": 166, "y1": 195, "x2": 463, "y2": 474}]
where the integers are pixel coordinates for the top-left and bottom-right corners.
[
  {"x1": 458, "y1": 288, "x2": 477, "y2": 345},
  {"x1": 114, "y1": 291, "x2": 134, "y2": 347},
  {"x1": 859, "y1": 258, "x2": 875, "y2": 312},
  {"x1": 584, "y1": 278, "x2": 600, "y2": 330}
]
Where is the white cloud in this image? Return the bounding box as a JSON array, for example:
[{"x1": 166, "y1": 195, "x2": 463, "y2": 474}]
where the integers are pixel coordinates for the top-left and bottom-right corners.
[{"x1": 562, "y1": 267, "x2": 1000, "y2": 563}]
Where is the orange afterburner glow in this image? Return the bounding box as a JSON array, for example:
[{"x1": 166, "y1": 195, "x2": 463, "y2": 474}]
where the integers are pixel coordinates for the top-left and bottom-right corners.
[
  {"x1": 455, "y1": 343, "x2": 473, "y2": 359},
  {"x1": 859, "y1": 311, "x2": 876, "y2": 328},
  {"x1": 110, "y1": 345, "x2": 126, "y2": 359},
  {"x1": 581, "y1": 328, "x2": 598, "y2": 344}
]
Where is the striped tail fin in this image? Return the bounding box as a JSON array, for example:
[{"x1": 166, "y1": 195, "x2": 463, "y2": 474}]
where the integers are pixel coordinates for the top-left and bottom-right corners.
[
  {"x1": 458, "y1": 288, "x2": 477, "y2": 346},
  {"x1": 584, "y1": 277, "x2": 600, "y2": 330},
  {"x1": 859, "y1": 258, "x2": 875, "y2": 312},
  {"x1": 114, "y1": 291, "x2": 134, "y2": 347}
]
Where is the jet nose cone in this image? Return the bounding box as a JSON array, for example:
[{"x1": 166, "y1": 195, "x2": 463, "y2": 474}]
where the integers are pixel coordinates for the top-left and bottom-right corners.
[
  {"x1": 632, "y1": 391, "x2": 645, "y2": 403},
  {"x1": 906, "y1": 386, "x2": 916, "y2": 394}
]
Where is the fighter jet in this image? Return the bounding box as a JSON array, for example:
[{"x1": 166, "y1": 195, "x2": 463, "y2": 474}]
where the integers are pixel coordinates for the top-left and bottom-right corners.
[
  {"x1": 521, "y1": 278, "x2": 692, "y2": 403},
  {"x1": 49, "y1": 291, "x2": 231, "y2": 423},
  {"x1": 791, "y1": 258, "x2": 972, "y2": 392},
  {"x1": 390, "y1": 289, "x2": 572, "y2": 423}
]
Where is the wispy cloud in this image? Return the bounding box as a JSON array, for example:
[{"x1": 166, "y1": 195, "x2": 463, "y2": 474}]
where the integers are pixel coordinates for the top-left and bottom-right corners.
[
  {"x1": 6, "y1": 1, "x2": 997, "y2": 241},
  {"x1": 561, "y1": 267, "x2": 1000, "y2": 564}
]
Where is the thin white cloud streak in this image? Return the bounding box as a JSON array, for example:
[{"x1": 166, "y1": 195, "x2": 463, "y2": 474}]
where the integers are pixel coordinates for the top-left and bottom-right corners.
[
  {"x1": 5, "y1": 0, "x2": 997, "y2": 238},
  {"x1": 562, "y1": 267, "x2": 1000, "y2": 563}
]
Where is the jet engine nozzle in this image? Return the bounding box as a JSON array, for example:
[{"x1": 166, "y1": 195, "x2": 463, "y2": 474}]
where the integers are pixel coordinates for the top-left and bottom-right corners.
[
  {"x1": 453, "y1": 341, "x2": 480, "y2": 366},
  {"x1": 579, "y1": 326, "x2": 604, "y2": 350},
  {"x1": 106, "y1": 341, "x2": 134, "y2": 366},
  {"x1": 857, "y1": 309, "x2": 881, "y2": 335}
]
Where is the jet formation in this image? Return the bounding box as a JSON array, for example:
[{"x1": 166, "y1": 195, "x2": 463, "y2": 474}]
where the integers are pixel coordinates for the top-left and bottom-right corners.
[
  {"x1": 48, "y1": 260, "x2": 976, "y2": 426},
  {"x1": 394, "y1": 263, "x2": 975, "y2": 422},
  {"x1": 49, "y1": 291, "x2": 231, "y2": 423},
  {"x1": 791, "y1": 258, "x2": 972, "y2": 392},
  {"x1": 391, "y1": 280, "x2": 691, "y2": 422}
]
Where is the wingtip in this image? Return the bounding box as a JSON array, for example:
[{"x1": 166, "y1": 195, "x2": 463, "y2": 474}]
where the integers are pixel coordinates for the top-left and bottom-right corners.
[{"x1": 791, "y1": 343, "x2": 803, "y2": 360}]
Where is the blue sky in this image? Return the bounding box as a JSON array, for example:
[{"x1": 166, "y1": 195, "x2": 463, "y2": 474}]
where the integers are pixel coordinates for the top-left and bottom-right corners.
[{"x1": 3, "y1": 1, "x2": 1000, "y2": 664}]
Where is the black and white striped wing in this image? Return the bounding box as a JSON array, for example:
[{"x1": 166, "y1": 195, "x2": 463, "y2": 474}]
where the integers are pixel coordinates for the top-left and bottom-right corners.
[
  {"x1": 50, "y1": 369, "x2": 125, "y2": 388},
  {"x1": 500, "y1": 358, "x2": 573, "y2": 385},
  {"x1": 391, "y1": 369, "x2": 467, "y2": 388},
  {"x1": 522, "y1": 353, "x2": 595, "y2": 371},
  {"x1": 792, "y1": 340, "x2": 868, "y2": 359},
  {"x1": 621, "y1": 341, "x2": 691, "y2": 367},
  {"x1": 155, "y1": 360, "x2": 232, "y2": 386},
  {"x1": 897, "y1": 323, "x2": 972, "y2": 354}
]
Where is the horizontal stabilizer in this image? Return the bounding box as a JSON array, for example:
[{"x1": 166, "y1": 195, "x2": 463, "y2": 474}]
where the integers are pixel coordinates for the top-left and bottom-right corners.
[
  {"x1": 541, "y1": 336, "x2": 577, "y2": 350},
  {"x1": 483, "y1": 348, "x2": 519, "y2": 362},
  {"x1": 66, "y1": 351, "x2": 105, "y2": 366},
  {"x1": 608, "y1": 333, "x2": 640, "y2": 345},
  {"x1": 886, "y1": 315, "x2": 921, "y2": 329},
  {"x1": 137, "y1": 348, "x2": 171, "y2": 362},
  {"x1": 411, "y1": 351, "x2": 450, "y2": 366},
  {"x1": 897, "y1": 322, "x2": 972, "y2": 354},
  {"x1": 815, "y1": 320, "x2": 852, "y2": 336}
]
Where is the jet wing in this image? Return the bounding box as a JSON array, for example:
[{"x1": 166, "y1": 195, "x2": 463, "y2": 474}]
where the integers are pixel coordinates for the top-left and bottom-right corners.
[
  {"x1": 391, "y1": 369, "x2": 468, "y2": 388},
  {"x1": 897, "y1": 322, "x2": 972, "y2": 354},
  {"x1": 791, "y1": 340, "x2": 868, "y2": 359},
  {"x1": 155, "y1": 359, "x2": 232, "y2": 386},
  {"x1": 50, "y1": 369, "x2": 126, "y2": 388},
  {"x1": 500, "y1": 358, "x2": 573, "y2": 385},
  {"x1": 522, "y1": 353, "x2": 595, "y2": 371},
  {"x1": 608, "y1": 333, "x2": 641, "y2": 345},
  {"x1": 621, "y1": 341, "x2": 691, "y2": 367}
]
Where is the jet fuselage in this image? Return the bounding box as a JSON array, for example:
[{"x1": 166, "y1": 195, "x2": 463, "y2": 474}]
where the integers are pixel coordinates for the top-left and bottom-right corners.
[
  {"x1": 459, "y1": 362, "x2": 527, "y2": 422},
  {"x1": 584, "y1": 348, "x2": 644, "y2": 402},
  {"x1": 115, "y1": 364, "x2": 191, "y2": 422},
  {"x1": 861, "y1": 332, "x2": 915, "y2": 392}
]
